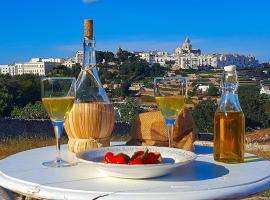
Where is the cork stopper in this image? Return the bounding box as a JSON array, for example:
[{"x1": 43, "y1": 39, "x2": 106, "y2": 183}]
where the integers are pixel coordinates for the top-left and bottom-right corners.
[{"x1": 84, "y1": 19, "x2": 93, "y2": 40}]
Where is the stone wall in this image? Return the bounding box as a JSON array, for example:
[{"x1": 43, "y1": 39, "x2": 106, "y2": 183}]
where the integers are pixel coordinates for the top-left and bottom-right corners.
[
  {"x1": 0, "y1": 118, "x2": 212, "y2": 140},
  {"x1": 0, "y1": 118, "x2": 131, "y2": 139}
]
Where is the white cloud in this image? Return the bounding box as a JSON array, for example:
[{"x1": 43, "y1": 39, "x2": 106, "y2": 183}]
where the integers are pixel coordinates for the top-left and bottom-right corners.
[{"x1": 82, "y1": 0, "x2": 97, "y2": 3}]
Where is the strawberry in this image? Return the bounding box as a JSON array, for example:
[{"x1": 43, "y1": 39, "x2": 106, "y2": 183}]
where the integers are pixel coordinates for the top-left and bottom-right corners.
[
  {"x1": 142, "y1": 152, "x2": 160, "y2": 164},
  {"x1": 131, "y1": 151, "x2": 144, "y2": 160},
  {"x1": 131, "y1": 149, "x2": 149, "y2": 160},
  {"x1": 104, "y1": 152, "x2": 114, "y2": 163},
  {"x1": 115, "y1": 153, "x2": 130, "y2": 163},
  {"x1": 114, "y1": 155, "x2": 127, "y2": 164},
  {"x1": 128, "y1": 158, "x2": 144, "y2": 165}
]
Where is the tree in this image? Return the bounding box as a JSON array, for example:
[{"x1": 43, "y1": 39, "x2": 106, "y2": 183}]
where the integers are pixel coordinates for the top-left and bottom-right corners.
[
  {"x1": 121, "y1": 81, "x2": 131, "y2": 97},
  {"x1": 11, "y1": 101, "x2": 48, "y2": 119},
  {"x1": 207, "y1": 84, "x2": 219, "y2": 96},
  {"x1": 0, "y1": 74, "x2": 41, "y2": 117},
  {"x1": 13, "y1": 74, "x2": 41, "y2": 107},
  {"x1": 238, "y1": 86, "x2": 269, "y2": 128},
  {"x1": 47, "y1": 65, "x2": 74, "y2": 77},
  {"x1": 72, "y1": 63, "x2": 81, "y2": 77},
  {"x1": 165, "y1": 60, "x2": 175, "y2": 65},
  {"x1": 103, "y1": 51, "x2": 115, "y2": 62},
  {"x1": 192, "y1": 100, "x2": 218, "y2": 133},
  {"x1": 96, "y1": 51, "x2": 115, "y2": 63},
  {"x1": 150, "y1": 63, "x2": 166, "y2": 77},
  {"x1": 116, "y1": 48, "x2": 138, "y2": 63},
  {"x1": 0, "y1": 85, "x2": 14, "y2": 117},
  {"x1": 116, "y1": 98, "x2": 139, "y2": 123}
]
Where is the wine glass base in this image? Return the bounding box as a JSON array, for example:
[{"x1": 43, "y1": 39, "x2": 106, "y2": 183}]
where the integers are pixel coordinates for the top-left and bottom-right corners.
[{"x1": 42, "y1": 159, "x2": 77, "y2": 168}]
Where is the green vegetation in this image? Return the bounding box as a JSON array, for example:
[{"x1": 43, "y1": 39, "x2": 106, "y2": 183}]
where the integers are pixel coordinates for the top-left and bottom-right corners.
[
  {"x1": 47, "y1": 64, "x2": 81, "y2": 77},
  {"x1": 192, "y1": 86, "x2": 270, "y2": 133},
  {"x1": 192, "y1": 100, "x2": 217, "y2": 133},
  {"x1": 207, "y1": 84, "x2": 219, "y2": 96},
  {"x1": 96, "y1": 51, "x2": 115, "y2": 63},
  {"x1": 11, "y1": 102, "x2": 48, "y2": 120},
  {"x1": 0, "y1": 49, "x2": 166, "y2": 118},
  {"x1": 0, "y1": 74, "x2": 41, "y2": 117},
  {"x1": 116, "y1": 98, "x2": 140, "y2": 123},
  {"x1": 238, "y1": 85, "x2": 269, "y2": 128},
  {"x1": 264, "y1": 97, "x2": 270, "y2": 113}
]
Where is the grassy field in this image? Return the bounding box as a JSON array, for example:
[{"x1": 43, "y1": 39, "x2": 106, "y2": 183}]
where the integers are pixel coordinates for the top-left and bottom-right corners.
[
  {"x1": 0, "y1": 135, "x2": 269, "y2": 199},
  {"x1": 0, "y1": 135, "x2": 130, "y2": 160}
]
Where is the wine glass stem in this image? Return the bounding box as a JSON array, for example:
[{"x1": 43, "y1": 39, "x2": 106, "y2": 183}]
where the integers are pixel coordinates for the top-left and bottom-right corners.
[
  {"x1": 166, "y1": 119, "x2": 175, "y2": 148},
  {"x1": 52, "y1": 121, "x2": 64, "y2": 162}
]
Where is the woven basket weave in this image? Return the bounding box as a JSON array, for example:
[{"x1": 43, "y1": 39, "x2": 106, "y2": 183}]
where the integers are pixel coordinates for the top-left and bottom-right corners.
[
  {"x1": 127, "y1": 108, "x2": 197, "y2": 151},
  {"x1": 64, "y1": 103, "x2": 115, "y2": 153}
]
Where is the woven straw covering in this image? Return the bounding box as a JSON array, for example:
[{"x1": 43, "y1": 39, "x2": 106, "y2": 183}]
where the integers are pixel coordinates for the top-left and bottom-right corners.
[
  {"x1": 127, "y1": 108, "x2": 197, "y2": 151},
  {"x1": 68, "y1": 137, "x2": 110, "y2": 153}
]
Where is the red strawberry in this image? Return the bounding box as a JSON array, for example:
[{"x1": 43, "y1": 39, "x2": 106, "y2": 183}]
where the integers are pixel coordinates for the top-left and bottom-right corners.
[
  {"x1": 142, "y1": 152, "x2": 160, "y2": 164},
  {"x1": 128, "y1": 158, "x2": 144, "y2": 165},
  {"x1": 114, "y1": 155, "x2": 127, "y2": 164},
  {"x1": 116, "y1": 153, "x2": 130, "y2": 163},
  {"x1": 131, "y1": 151, "x2": 144, "y2": 160},
  {"x1": 104, "y1": 152, "x2": 114, "y2": 163}
]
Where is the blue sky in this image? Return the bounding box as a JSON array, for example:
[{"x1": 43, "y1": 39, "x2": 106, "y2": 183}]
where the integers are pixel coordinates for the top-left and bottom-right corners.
[{"x1": 0, "y1": 0, "x2": 269, "y2": 63}]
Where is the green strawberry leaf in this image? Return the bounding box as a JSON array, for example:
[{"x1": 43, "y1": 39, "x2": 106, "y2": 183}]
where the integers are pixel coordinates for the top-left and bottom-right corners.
[{"x1": 139, "y1": 148, "x2": 149, "y2": 159}]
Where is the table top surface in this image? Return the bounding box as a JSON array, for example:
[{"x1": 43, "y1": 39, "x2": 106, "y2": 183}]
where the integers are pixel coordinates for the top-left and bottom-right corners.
[{"x1": 0, "y1": 142, "x2": 270, "y2": 200}]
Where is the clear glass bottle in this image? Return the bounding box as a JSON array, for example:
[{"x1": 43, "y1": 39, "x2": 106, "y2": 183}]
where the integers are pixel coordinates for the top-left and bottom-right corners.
[
  {"x1": 214, "y1": 65, "x2": 245, "y2": 163},
  {"x1": 64, "y1": 19, "x2": 115, "y2": 153},
  {"x1": 76, "y1": 19, "x2": 110, "y2": 103}
]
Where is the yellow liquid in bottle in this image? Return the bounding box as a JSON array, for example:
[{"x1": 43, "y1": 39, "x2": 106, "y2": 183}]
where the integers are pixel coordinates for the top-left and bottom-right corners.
[
  {"x1": 155, "y1": 96, "x2": 185, "y2": 120},
  {"x1": 214, "y1": 112, "x2": 245, "y2": 163},
  {"x1": 42, "y1": 97, "x2": 75, "y2": 122}
]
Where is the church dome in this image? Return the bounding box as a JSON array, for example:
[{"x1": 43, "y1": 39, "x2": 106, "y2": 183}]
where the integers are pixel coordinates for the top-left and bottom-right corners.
[{"x1": 185, "y1": 37, "x2": 190, "y2": 44}]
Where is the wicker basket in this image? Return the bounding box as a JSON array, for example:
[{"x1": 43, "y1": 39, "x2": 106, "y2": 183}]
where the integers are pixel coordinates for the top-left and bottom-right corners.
[{"x1": 64, "y1": 102, "x2": 115, "y2": 153}]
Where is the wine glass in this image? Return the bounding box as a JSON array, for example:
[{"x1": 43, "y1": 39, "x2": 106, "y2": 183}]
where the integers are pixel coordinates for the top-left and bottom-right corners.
[
  {"x1": 41, "y1": 77, "x2": 76, "y2": 167},
  {"x1": 154, "y1": 76, "x2": 188, "y2": 148}
]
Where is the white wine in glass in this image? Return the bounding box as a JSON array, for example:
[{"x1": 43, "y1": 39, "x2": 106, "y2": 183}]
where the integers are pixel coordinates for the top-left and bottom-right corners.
[
  {"x1": 154, "y1": 77, "x2": 188, "y2": 148},
  {"x1": 41, "y1": 77, "x2": 76, "y2": 168}
]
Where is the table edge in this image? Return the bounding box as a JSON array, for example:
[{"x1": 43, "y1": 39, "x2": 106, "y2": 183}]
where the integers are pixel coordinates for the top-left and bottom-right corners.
[{"x1": 1, "y1": 166, "x2": 270, "y2": 200}]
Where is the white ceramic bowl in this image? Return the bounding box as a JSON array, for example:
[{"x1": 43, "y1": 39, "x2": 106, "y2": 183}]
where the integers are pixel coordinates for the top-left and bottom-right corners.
[{"x1": 76, "y1": 146, "x2": 197, "y2": 179}]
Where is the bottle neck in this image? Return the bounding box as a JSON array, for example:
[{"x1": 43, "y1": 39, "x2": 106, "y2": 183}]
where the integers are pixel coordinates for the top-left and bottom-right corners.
[
  {"x1": 218, "y1": 70, "x2": 242, "y2": 112},
  {"x1": 83, "y1": 38, "x2": 96, "y2": 71},
  {"x1": 220, "y1": 70, "x2": 238, "y2": 94}
]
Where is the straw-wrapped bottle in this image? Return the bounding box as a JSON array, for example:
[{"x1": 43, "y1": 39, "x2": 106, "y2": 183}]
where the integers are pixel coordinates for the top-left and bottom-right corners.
[{"x1": 64, "y1": 19, "x2": 115, "y2": 153}]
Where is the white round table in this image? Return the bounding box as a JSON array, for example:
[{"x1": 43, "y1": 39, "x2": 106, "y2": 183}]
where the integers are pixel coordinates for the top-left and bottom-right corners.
[{"x1": 0, "y1": 142, "x2": 270, "y2": 200}]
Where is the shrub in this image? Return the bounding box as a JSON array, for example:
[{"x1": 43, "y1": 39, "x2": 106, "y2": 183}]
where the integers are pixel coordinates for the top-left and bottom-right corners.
[
  {"x1": 192, "y1": 100, "x2": 217, "y2": 133},
  {"x1": 238, "y1": 86, "x2": 269, "y2": 128},
  {"x1": 11, "y1": 102, "x2": 48, "y2": 120},
  {"x1": 116, "y1": 98, "x2": 139, "y2": 123}
]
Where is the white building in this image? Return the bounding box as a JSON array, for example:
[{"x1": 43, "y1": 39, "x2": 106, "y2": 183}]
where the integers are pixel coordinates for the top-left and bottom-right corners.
[
  {"x1": 138, "y1": 37, "x2": 259, "y2": 69},
  {"x1": 175, "y1": 37, "x2": 201, "y2": 55},
  {"x1": 138, "y1": 51, "x2": 175, "y2": 65},
  {"x1": 197, "y1": 85, "x2": 210, "y2": 93},
  {"x1": 0, "y1": 65, "x2": 15, "y2": 75},
  {"x1": 15, "y1": 58, "x2": 57, "y2": 76},
  {"x1": 260, "y1": 81, "x2": 270, "y2": 96},
  {"x1": 75, "y1": 51, "x2": 83, "y2": 65},
  {"x1": 175, "y1": 37, "x2": 258, "y2": 69},
  {"x1": 62, "y1": 59, "x2": 76, "y2": 68},
  {"x1": 36, "y1": 58, "x2": 64, "y2": 63},
  {"x1": 260, "y1": 86, "x2": 270, "y2": 95},
  {"x1": 138, "y1": 52, "x2": 156, "y2": 64},
  {"x1": 176, "y1": 54, "x2": 200, "y2": 69}
]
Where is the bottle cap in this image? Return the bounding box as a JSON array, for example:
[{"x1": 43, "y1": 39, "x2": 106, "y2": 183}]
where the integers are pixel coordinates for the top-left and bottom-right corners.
[
  {"x1": 224, "y1": 65, "x2": 236, "y2": 72},
  {"x1": 84, "y1": 19, "x2": 93, "y2": 40}
]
